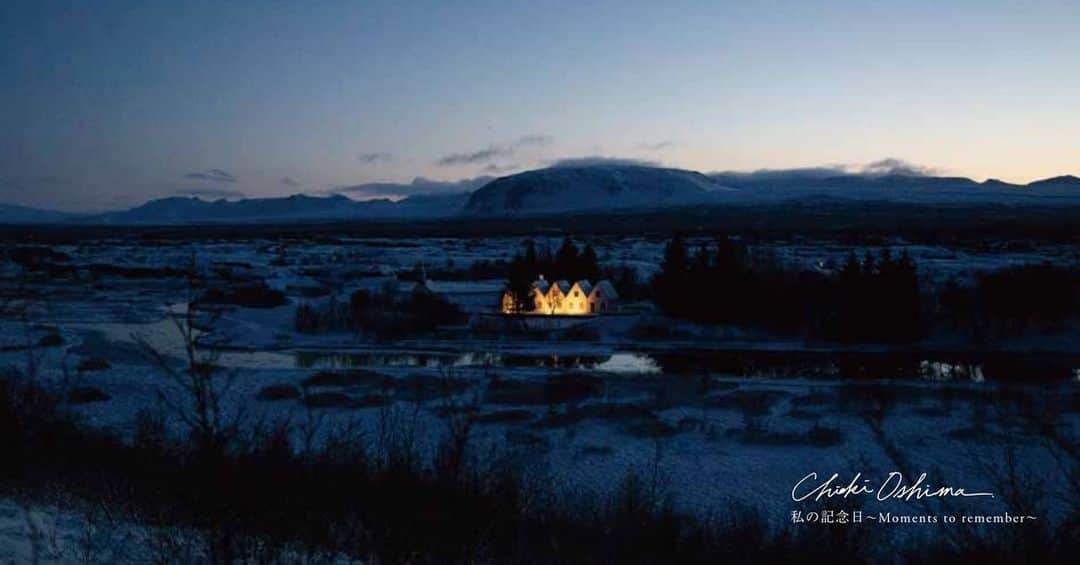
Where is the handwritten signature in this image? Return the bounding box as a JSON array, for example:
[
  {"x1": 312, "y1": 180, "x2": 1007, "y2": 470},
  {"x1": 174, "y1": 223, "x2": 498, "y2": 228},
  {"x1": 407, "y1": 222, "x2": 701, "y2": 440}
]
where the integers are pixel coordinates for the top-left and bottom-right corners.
[{"x1": 792, "y1": 472, "x2": 994, "y2": 502}]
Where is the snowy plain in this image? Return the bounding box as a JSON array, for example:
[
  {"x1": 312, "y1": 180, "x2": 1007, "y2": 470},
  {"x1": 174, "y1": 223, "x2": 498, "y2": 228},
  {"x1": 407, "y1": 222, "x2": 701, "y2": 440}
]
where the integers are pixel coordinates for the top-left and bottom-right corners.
[{"x1": 2, "y1": 235, "x2": 1078, "y2": 558}]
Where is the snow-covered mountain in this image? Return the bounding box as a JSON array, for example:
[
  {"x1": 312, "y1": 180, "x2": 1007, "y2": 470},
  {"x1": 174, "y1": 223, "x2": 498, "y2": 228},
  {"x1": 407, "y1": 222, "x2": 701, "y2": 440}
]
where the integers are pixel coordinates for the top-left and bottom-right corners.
[
  {"x1": 1, "y1": 168, "x2": 1077, "y2": 225},
  {"x1": 707, "y1": 171, "x2": 1080, "y2": 204},
  {"x1": 89, "y1": 194, "x2": 369, "y2": 224},
  {"x1": 1025, "y1": 175, "x2": 1080, "y2": 195},
  {"x1": 464, "y1": 165, "x2": 731, "y2": 216},
  {"x1": 83, "y1": 192, "x2": 472, "y2": 225}
]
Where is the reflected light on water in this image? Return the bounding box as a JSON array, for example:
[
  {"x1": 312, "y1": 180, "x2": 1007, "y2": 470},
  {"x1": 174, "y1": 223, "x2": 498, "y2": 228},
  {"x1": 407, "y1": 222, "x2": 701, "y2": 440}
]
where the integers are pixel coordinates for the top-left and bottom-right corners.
[{"x1": 593, "y1": 353, "x2": 661, "y2": 375}]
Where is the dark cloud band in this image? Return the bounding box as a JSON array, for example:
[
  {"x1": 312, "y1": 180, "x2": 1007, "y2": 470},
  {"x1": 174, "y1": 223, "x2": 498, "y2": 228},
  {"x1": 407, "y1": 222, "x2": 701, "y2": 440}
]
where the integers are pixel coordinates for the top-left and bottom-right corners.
[{"x1": 183, "y1": 169, "x2": 237, "y2": 183}]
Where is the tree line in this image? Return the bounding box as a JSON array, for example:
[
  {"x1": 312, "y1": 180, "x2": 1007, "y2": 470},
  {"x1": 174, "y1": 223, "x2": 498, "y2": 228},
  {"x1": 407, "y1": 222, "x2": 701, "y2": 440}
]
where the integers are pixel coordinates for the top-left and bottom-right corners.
[
  {"x1": 502, "y1": 235, "x2": 1076, "y2": 345},
  {"x1": 505, "y1": 237, "x2": 601, "y2": 313},
  {"x1": 938, "y1": 262, "x2": 1078, "y2": 343},
  {"x1": 651, "y1": 235, "x2": 923, "y2": 343}
]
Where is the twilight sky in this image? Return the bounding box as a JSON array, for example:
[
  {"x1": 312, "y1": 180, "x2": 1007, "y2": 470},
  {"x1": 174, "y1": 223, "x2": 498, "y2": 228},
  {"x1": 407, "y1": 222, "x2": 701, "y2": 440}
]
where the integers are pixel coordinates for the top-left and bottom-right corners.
[{"x1": 2, "y1": 0, "x2": 1078, "y2": 211}]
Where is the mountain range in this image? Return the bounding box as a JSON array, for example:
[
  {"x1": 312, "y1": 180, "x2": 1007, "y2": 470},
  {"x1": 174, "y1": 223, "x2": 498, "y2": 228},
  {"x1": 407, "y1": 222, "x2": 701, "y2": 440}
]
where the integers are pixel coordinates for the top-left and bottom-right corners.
[{"x1": 1, "y1": 166, "x2": 1077, "y2": 225}]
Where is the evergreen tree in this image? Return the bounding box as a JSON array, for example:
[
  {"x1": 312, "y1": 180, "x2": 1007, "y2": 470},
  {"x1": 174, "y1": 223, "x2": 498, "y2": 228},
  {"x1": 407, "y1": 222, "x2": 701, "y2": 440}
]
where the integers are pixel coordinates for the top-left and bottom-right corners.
[
  {"x1": 833, "y1": 251, "x2": 864, "y2": 341},
  {"x1": 714, "y1": 236, "x2": 741, "y2": 275},
  {"x1": 894, "y1": 249, "x2": 921, "y2": 341},
  {"x1": 537, "y1": 244, "x2": 554, "y2": 279},
  {"x1": 861, "y1": 251, "x2": 876, "y2": 277},
  {"x1": 688, "y1": 245, "x2": 712, "y2": 321},
  {"x1": 523, "y1": 239, "x2": 538, "y2": 278},
  {"x1": 897, "y1": 249, "x2": 916, "y2": 279},
  {"x1": 505, "y1": 253, "x2": 534, "y2": 313},
  {"x1": 875, "y1": 248, "x2": 898, "y2": 340},
  {"x1": 711, "y1": 237, "x2": 747, "y2": 323},
  {"x1": 653, "y1": 234, "x2": 689, "y2": 315},
  {"x1": 555, "y1": 237, "x2": 580, "y2": 280},
  {"x1": 580, "y1": 244, "x2": 601, "y2": 281},
  {"x1": 611, "y1": 266, "x2": 640, "y2": 301},
  {"x1": 839, "y1": 251, "x2": 861, "y2": 285},
  {"x1": 662, "y1": 234, "x2": 689, "y2": 275}
]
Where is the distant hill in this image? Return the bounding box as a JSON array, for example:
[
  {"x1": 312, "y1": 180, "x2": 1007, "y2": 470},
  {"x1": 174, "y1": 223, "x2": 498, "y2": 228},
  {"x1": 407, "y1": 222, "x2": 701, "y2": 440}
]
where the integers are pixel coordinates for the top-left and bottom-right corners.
[
  {"x1": 1025, "y1": 175, "x2": 1080, "y2": 194},
  {"x1": 0, "y1": 203, "x2": 74, "y2": 224},
  {"x1": 89, "y1": 194, "x2": 364, "y2": 224},
  {"x1": 707, "y1": 171, "x2": 1080, "y2": 204},
  {"x1": 78, "y1": 192, "x2": 471, "y2": 225},
  {"x1": 1, "y1": 167, "x2": 1077, "y2": 225},
  {"x1": 465, "y1": 165, "x2": 731, "y2": 215}
]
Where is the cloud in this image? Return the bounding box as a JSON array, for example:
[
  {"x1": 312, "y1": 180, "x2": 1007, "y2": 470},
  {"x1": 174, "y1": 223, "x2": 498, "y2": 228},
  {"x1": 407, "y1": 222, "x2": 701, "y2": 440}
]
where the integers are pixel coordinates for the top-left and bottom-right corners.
[
  {"x1": 860, "y1": 158, "x2": 937, "y2": 177},
  {"x1": 711, "y1": 159, "x2": 939, "y2": 181},
  {"x1": 482, "y1": 163, "x2": 520, "y2": 174},
  {"x1": 639, "y1": 141, "x2": 676, "y2": 151},
  {"x1": 280, "y1": 176, "x2": 300, "y2": 187},
  {"x1": 708, "y1": 166, "x2": 849, "y2": 181},
  {"x1": 357, "y1": 152, "x2": 392, "y2": 164},
  {"x1": 175, "y1": 187, "x2": 245, "y2": 199},
  {"x1": 331, "y1": 176, "x2": 494, "y2": 199},
  {"x1": 437, "y1": 146, "x2": 508, "y2": 166},
  {"x1": 183, "y1": 169, "x2": 236, "y2": 183},
  {"x1": 435, "y1": 134, "x2": 553, "y2": 166},
  {"x1": 546, "y1": 156, "x2": 660, "y2": 168}
]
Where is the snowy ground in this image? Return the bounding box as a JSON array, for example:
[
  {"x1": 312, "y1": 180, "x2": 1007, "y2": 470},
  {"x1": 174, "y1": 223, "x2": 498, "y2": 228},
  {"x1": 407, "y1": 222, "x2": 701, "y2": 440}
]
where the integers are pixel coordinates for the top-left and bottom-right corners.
[
  {"x1": 2, "y1": 236, "x2": 1078, "y2": 554},
  {"x1": 4, "y1": 311, "x2": 1077, "y2": 534},
  {"x1": 15, "y1": 235, "x2": 1079, "y2": 294}
]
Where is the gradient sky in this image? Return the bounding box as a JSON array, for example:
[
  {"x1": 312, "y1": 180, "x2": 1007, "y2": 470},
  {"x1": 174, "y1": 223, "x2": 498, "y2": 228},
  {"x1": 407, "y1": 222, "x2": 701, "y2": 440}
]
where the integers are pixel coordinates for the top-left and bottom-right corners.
[{"x1": 2, "y1": 0, "x2": 1078, "y2": 211}]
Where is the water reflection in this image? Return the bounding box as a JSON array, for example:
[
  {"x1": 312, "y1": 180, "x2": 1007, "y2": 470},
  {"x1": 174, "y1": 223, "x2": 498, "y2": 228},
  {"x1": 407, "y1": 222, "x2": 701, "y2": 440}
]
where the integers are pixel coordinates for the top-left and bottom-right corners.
[
  {"x1": 643, "y1": 350, "x2": 1075, "y2": 382},
  {"x1": 292, "y1": 351, "x2": 662, "y2": 375},
  {"x1": 71, "y1": 311, "x2": 1076, "y2": 382},
  {"x1": 920, "y1": 361, "x2": 984, "y2": 382},
  {"x1": 286, "y1": 350, "x2": 1073, "y2": 381}
]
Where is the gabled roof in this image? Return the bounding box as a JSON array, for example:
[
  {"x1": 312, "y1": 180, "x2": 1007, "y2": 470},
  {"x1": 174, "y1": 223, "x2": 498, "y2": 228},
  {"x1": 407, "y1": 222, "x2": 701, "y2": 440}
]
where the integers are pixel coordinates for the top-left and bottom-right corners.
[
  {"x1": 552, "y1": 280, "x2": 571, "y2": 294},
  {"x1": 589, "y1": 280, "x2": 618, "y2": 300},
  {"x1": 573, "y1": 280, "x2": 593, "y2": 296},
  {"x1": 532, "y1": 279, "x2": 550, "y2": 294}
]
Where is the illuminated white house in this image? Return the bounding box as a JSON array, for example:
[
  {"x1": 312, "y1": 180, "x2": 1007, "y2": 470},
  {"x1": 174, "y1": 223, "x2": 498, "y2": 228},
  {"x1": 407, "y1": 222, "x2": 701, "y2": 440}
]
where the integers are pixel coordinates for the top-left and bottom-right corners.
[{"x1": 502, "y1": 276, "x2": 618, "y2": 315}]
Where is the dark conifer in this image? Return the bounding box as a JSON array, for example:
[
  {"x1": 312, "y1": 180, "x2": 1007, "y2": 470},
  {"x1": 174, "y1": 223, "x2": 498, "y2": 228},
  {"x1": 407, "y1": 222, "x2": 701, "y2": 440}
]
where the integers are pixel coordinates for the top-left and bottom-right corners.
[
  {"x1": 580, "y1": 244, "x2": 601, "y2": 281},
  {"x1": 505, "y1": 253, "x2": 534, "y2": 313},
  {"x1": 653, "y1": 234, "x2": 689, "y2": 316},
  {"x1": 555, "y1": 237, "x2": 580, "y2": 280},
  {"x1": 523, "y1": 239, "x2": 538, "y2": 278}
]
